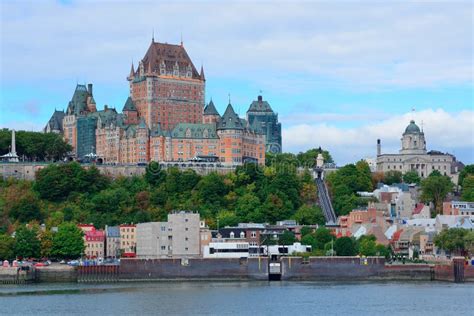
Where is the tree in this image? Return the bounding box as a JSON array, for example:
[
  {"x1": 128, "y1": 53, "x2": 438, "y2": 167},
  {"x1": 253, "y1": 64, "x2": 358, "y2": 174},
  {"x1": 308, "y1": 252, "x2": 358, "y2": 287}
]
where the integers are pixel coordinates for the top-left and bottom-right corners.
[
  {"x1": 434, "y1": 228, "x2": 469, "y2": 255},
  {"x1": 458, "y1": 164, "x2": 474, "y2": 186},
  {"x1": 14, "y1": 226, "x2": 41, "y2": 259},
  {"x1": 279, "y1": 231, "x2": 296, "y2": 245},
  {"x1": 461, "y1": 175, "x2": 474, "y2": 202},
  {"x1": 51, "y1": 223, "x2": 85, "y2": 259},
  {"x1": 39, "y1": 230, "x2": 53, "y2": 259},
  {"x1": 145, "y1": 161, "x2": 166, "y2": 186},
  {"x1": 313, "y1": 227, "x2": 334, "y2": 250},
  {"x1": 293, "y1": 205, "x2": 325, "y2": 226},
  {"x1": 34, "y1": 162, "x2": 109, "y2": 201},
  {"x1": 421, "y1": 172, "x2": 454, "y2": 214},
  {"x1": 334, "y1": 237, "x2": 357, "y2": 256},
  {"x1": 384, "y1": 170, "x2": 403, "y2": 185},
  {"x1": 403, "y1": 171, "x2": 421, "y2": 185},
  {"x1": 358, "y1": 236, "x2": 377, "y2": 256},
  {"x1": 0, "y1": 234, "x2": 15, "y2": 260},
  {"x1": 300, "y1": 226, "x2": 313, "y2": 238},
  {"x1": 216, "y1": 211, "x2": 239, "y2": 228}
]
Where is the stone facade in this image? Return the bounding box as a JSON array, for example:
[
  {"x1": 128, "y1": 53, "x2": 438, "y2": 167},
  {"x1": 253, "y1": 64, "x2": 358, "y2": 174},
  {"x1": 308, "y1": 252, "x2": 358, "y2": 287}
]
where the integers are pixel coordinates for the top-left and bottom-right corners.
[{"x1": 376, "y1": 120, "x2": 460, "y2": 181}]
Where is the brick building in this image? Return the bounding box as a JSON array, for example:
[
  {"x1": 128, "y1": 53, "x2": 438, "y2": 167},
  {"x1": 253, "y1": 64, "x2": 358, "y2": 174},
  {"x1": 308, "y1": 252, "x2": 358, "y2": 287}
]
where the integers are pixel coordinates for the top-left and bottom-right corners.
[{"x1": 45, "y1": 39, "x2": 266, "y2": 165}]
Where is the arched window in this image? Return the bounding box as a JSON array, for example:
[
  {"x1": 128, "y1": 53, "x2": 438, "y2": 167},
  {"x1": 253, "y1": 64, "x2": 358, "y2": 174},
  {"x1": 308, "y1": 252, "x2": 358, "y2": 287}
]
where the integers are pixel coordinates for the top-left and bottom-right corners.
[{"x1": 240, "y1": 231, "x2": 245, "y2": 238}]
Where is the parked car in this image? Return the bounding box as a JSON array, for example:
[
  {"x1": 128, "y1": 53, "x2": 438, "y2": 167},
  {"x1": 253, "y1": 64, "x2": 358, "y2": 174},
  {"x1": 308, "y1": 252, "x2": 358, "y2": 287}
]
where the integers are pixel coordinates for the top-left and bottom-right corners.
[{"x1": 67, "y1": 260, "x2": 80, "y2": 266}]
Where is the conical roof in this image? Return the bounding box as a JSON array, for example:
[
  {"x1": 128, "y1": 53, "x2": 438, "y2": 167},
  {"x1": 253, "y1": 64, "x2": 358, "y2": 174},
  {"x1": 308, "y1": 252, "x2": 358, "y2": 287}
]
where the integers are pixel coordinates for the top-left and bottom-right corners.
[
  {"x1": 217, "y1": 103, "x2": 243, "y2": 130},
  {"x1": 203, "y1": 100, "x2": 219, "y2": 116},
  {"x1": 122, "y1": 97, "x2": 137, "y2": 112}
]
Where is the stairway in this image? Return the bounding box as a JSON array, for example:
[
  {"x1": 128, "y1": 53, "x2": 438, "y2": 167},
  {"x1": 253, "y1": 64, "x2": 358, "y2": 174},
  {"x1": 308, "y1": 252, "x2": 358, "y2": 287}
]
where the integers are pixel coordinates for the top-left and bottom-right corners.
[{"x1": 315, "y1": 178, "x2": 337, "y2": 225}]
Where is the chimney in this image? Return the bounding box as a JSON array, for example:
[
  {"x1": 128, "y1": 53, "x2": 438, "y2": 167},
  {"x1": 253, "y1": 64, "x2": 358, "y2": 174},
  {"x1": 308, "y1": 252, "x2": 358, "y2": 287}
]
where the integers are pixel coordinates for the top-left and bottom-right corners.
[
  {"x1": 88, "y1": 83, "x2": 93, "y2": 96},
  {"x1": 258, "y1": 95, "x2": 263, "y2": 102},
  {"x1": 377, "y1": 139, "x2": 381, "y2": 156}
]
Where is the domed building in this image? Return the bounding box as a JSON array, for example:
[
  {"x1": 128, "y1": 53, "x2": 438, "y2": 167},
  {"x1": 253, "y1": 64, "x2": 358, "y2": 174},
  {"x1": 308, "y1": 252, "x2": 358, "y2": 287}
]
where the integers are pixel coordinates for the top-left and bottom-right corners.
[{"x1": 376, "y1": 120, "x2": 460, "y2": 182}]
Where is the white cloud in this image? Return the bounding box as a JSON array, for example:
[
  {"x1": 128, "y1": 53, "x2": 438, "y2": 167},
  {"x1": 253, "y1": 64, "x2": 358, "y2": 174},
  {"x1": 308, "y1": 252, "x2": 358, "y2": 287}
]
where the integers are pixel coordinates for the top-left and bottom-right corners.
[
  {"x1": 283, "y1": 109, "x2": 474, "y2": 164},
  {"x1": 0, "y1": 1, "x2": 472, "y2": 89}
]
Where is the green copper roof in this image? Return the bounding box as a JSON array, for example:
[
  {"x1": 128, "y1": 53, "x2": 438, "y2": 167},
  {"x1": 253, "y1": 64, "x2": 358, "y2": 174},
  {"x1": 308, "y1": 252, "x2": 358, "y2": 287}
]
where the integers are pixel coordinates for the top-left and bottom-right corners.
[
  {"x1": 405, "y1": 120, "x2": 421, "y2": 134},
  {"x1": 203, "y1": 100, "x2": 219, "y2": 116},
  {"x1": 138, "y1": 118, "x2": 148, "y2": 129},
  {"x1": 217, "y1": 103, "x2": 244, "y2": 130},
  {"x1": 123, "y1": 97, "x2": 137, "y2": 112},
  {"x1": 247, "y1": 95, "x2": 273, "y2": 113},
  {"x1": 67, "y1": 84, "x2": 90, "y2": 116},
  {"x1": 171, "y1": 123, "x2": 218, "y2": 139}
]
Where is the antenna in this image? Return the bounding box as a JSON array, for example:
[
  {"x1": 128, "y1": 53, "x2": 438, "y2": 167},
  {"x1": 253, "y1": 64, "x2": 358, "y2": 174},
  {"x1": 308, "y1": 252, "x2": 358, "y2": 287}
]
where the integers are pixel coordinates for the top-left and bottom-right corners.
[
  {"x1": 152, "y1": 28, "x2": 155, "y2": 43},
  {"x1": 228, "y1": 93, "x2": 231, "y2": 104},
  {"x1": 411, "y1": 107, "x2": 415, "y2": 120},
  {"x1": 180, "y1": 31, "x2": 183, "y2": 46}
]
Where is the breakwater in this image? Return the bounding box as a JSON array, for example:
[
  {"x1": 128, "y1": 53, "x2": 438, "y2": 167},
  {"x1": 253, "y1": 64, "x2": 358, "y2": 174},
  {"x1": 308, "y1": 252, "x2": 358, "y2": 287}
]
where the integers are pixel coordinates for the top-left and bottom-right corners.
[{"x1": 4, "y1": 257, "x2": 472, "y2": 284}]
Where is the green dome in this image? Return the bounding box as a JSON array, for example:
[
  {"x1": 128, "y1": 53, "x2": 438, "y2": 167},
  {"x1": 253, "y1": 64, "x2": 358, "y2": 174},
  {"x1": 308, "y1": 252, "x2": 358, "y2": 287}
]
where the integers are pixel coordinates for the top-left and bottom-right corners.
[{"x1": 405, "y1": 120, "x2": 421, "y2": 133}]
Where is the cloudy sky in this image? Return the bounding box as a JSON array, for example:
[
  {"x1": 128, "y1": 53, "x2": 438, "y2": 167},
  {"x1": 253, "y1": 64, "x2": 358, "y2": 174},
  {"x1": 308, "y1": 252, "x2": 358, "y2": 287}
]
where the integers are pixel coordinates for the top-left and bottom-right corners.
[{"x1": 1, "y1": 0, "x2": 473, "y2": 164}]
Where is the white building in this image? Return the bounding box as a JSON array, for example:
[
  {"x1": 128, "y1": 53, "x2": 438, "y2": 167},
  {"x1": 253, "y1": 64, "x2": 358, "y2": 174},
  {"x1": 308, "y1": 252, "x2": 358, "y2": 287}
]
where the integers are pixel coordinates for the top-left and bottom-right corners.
[
  {"x1": 136, "y1": 211, "x2": 201, "y2": 259},
  {"x1": 203, "y1": 242, "x2": 250, "y2": 258},
  {"x1": 376, "y1": 120, "x2": 459, "y2": 182}
]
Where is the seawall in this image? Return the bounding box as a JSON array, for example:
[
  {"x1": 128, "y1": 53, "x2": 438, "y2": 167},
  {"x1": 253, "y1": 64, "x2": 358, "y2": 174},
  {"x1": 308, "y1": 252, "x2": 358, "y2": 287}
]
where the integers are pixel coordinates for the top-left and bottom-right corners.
[{"x1": 119, "y1": 258, "x2": 268, "y2": 281}]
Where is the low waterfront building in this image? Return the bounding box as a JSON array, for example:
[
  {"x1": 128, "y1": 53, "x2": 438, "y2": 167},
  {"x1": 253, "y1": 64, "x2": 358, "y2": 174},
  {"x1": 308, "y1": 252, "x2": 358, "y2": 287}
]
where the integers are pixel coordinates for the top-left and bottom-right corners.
[
  {"x1": 203, "y1": 241, "x2": 250, "y2": 258},
  {"x1": 105, "y1": 226, "x2": 121, "y2": 258},
  {"x1": 135, "y1": 211, "x2": 201, "y2": 259},
  {"x1": 120, "y1": 224, "x2": 136, "y2": 257},
  {"x1": 84, "y1": 229, "x2": 105, "y2": 259}
]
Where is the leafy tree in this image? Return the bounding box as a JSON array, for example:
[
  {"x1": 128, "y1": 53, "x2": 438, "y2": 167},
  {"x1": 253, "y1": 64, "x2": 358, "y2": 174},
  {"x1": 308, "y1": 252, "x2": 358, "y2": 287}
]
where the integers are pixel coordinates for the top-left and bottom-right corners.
[
  {"x1": 301, "y1": 233, "x2": 317, "y2": 250},
  {"x1": 375, "y1": 244, "x2": 391, "y2": 259},
  {"x1": 34, "y1": 162, "x2": 109, "y2": 201},
  {"x1": 384, "y1": 170, "x2": 403, "y2": 185},
  {"x1": 300, "y1": 226, "x2": 313, "y2": 238},
  {"x1": 326, "y1": 163, "x2": 372, "y2": 216},
  {"x1": 461, "y1": 175, "x2": 474, "y2": 202},
  {"x1": 403, "y1": 171, "x2": 421, "y2": 185},
  {"x1": 279, "y1": 231, "x2": 296, "y2": 245},
  {"x1": 51, "y1": 222, "x2": 85, "y2": 259},
  {"x1": 0, "y1": 234, "x2": 15, "y2": 260},
  {"x1": 0, "y1": 129, "x2": 72, "y2": 161},
  {"x1": 334, "y1": 237, "x2": 357, "y2": 256},
  {"x1": 371, "y1": 172, "x2": 385, "y2": 189},
  {"x1": 434, "y1": 228, "x2": 469, "y2": 255},
  {"x1": 3, "y1": 182, "x2": 42, "y2": 223},
  {"x1": 358, "y1": 236, "x2": 377, "y2": 256},
  {"x1": 296, "y1": 148, "x2": 334, "y2": 168},
  {"x1": 14, "y1": 226, "x2": 41, "y2": 259},
  {"x1": 145, "y1": 161, "x2": 166, "y2": 186},
  {"x1": 458, "y1": 164, "x2": 474, "y2": 186},
  {"x1": 216, "y1": 211, "x2": 239, "y2": 228},
  {"x1": 293, "y1": 205, "x2": 325, "y2": 225},
  {"x1": 39, "y1": 230, "x2": 53, "y2": 258},
  {"x1": 313, "y1": 227, "x2": 334, "y2": 250},
  {"x1": 421, "y1": 172, "x2": 454, "y2": 214}
]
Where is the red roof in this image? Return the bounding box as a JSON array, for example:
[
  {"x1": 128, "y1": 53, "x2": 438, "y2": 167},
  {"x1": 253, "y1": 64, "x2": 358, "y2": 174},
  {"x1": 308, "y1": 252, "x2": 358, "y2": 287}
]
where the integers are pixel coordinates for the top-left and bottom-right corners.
[
  {"x1": 85, "y1": 230, "x2": 105, "y2": 242},
  {"x1": 120, "y1": 224, "x2": 136, "y2": 228},
  {"x1": 413, "y1": 203, "x2": 425, "y2": 215},
  {"x1": 392, "y1": 229, "x2": 403, "y2": 242}
]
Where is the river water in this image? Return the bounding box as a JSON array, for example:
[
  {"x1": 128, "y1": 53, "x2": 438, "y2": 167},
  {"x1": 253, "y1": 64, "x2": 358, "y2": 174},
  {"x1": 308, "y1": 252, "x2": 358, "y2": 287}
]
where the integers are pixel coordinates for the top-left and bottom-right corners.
[{"x1": 0, "y1": 281, "x2": 472, "y2": 315}]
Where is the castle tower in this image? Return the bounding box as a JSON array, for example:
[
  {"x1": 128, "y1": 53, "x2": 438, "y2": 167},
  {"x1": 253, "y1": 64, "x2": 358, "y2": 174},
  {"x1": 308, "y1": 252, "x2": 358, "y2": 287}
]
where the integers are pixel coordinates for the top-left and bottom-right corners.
[
  {"x1": 128, "y1": 41, "x2": 205, "y2": 130},
  {"x1": 217, "y1": 103, "x2": 244, "y2": 165},
  {"x1": 202, "y1": 99, "x2": 220, "y2": 124},
  {"x1": 246, "y1": 95, "x2": 281, "y2": 153}
]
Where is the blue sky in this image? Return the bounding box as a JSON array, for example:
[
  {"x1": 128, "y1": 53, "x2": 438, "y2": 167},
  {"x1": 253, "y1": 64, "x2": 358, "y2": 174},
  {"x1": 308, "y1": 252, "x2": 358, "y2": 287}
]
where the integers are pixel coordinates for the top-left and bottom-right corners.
[{"x1": 0, "y1": 0, "x2": 473, "y2": 164}]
